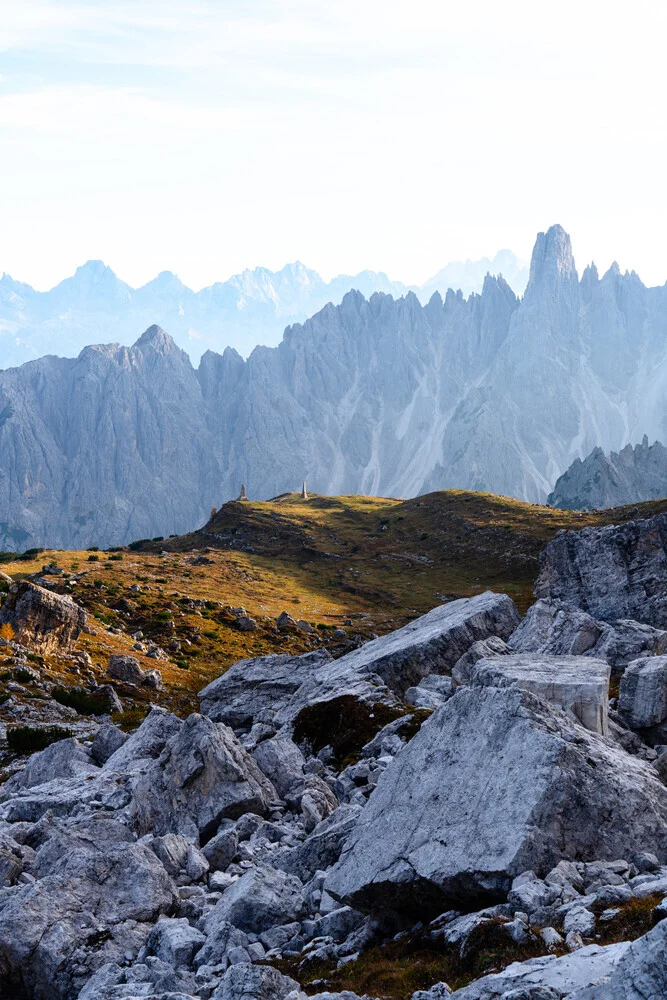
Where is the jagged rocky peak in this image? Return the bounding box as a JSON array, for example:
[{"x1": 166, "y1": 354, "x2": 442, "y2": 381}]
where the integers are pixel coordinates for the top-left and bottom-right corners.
[
  {"x1": 549, "y1": 436, "x2": 667, "y2": 509},
  {"x1": 526, "y1": 222, "x2": 578, "y2": 290},
  {"x1": 133, "y1": 324, "x2": 180, "y2": 354}
]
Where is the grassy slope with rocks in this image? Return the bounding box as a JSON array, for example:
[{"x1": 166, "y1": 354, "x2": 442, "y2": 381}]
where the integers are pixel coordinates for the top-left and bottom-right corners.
[{"x1": 0, "y1": 489, "x2": 666, "y2": 748}]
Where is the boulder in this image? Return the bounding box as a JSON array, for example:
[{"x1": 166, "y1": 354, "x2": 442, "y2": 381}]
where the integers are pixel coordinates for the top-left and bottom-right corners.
[
  {"x1": 132, "y1": 714, "x2": 277, "y2": 840},
  {"x1": 204, "y1": 863, "x2": 305, "y2": 934},
  {"x1": 324, "y1": 686, "x2": 667, "y2": 918},
  {"x1": 0, "y1": 581, "x2": 87, "y2": 653},
  {"x1": 509, "y1": 598, "x2": 667, "y2": 671},
  {"x1": 535, "y1": 514, "x2": 667, "y2": 627},
  {"x1": 405, "y1": 674, "x2": 455, "y2": 709},
  {"x1": 146, "y1": 916, "x2": 205, "y2": 968},
  {"x1": 618, "y1": 655, "x2": 667, "y2": 728},
  {"x1": 448, "y1": 915, "x2": 667, "y2": 998},
  {"x1": 0, "y1": 737, "x2": 98, "y2": 795},
  {"x1": 251, "y1": 737, "x2": 306, "y2": 798},
  {"x1": 299, "y1": 774, "x2": 339, "y2": 832},
  {"x1": 90, "y1": 722, "x2": 127, "y2": 765},
  {"x1": 0, "y1": 841, "x2": 177, "y2": 1000},
  {"x1": 199, "y1": 650, "x2": 333, "y2": 728},
  {"x1": 202, "y1": 824, "x2": 239, "y2": 871},
  {"x1": 200, "y1": 594, "x2": 519, "y2": 728},
  {"x1": 103, "y1": 706, "x2": 184, "y2": 773},
  {"x1": 446, "y1": 941, "x2": 629, "y2": 998},
  {"x1": 567, "y1": 915, "x2": 667, "y2": 998},
  {"x1": 451, "y1": 636, "x2": 511, "y2": 686},
  {"x1": 596, "y1": 619, "x2": 667, "y2": 670},
  {"x1": 276, "y1": 611, "x2": 297, "y2": 629},
  {"x1": 468, "y1": 654, "x2": 611, "y2": 735},
  {"x1": 213, "y1": 963, "x2": 300, "y2": 1000},
  {"x1": 150, "y1": 834, "x2": 209, "y2": 880},
  {"x1": 279, "y1": 592, "x2": 520, "y2": 720},
  {"x1": 107, "y1": 654, "x2": 146, "y2": 686}
]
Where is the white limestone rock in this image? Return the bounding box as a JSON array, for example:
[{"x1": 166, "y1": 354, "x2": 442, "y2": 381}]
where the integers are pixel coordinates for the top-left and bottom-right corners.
[
  {"x1": 468, "y1": 653, "x2": 611, "y2": 735},
  {"x1": 618, "y1": 655, "x2": 667, "y2": 728},
  {"x1": 509, "y1": 599, "x2": 667, "y2": 670},
  {"x1": 324, "y1": 686, "x2": 667, "y2": 917},
  {"x1": 202, "y1": 863, "x2": 305, "y2": 935},
  {"x1": 0, "y1": 841, "x2": 177, "y2": 999},
  {"x1": 251, "y1": 737, "x2": 306, "y2": 798}
]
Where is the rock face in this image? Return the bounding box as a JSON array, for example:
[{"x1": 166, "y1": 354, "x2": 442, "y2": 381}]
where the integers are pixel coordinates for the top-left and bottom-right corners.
[
  {"x1": 324, "y1": 686, "x2": 667, "y2": 917},
  {"x1": 509, "y1": 598, "x2": 667, "y2": 671},
  {"x1": 132, "y1": 714, "x2": 277, "y2": 840},
  {"x1": 468, "y1": 653, "x2": 611, "y2": 735},
  {"x1": 5, "y1": 225, "x2": 667, "y2": 550},
  {"x1": 535, "y1": 514, "x2": 667, "y2": 627},
  {"x1": 201, "y1": 593, "x2": 520, "y2": 727},
  {"x1": 618, "y1": 655, "x2": 667, "y2": 729},
  {"x1": 549, "y1": 436, "x2": 667, "y2": 511},
  {"x1": 0, "y1": 582, "x2": 86, "y2": 652}
]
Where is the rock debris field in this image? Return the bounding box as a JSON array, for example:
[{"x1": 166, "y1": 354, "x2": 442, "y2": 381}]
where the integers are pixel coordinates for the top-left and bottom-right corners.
[{"x1": 4, "y1": 515, "x2": 667, "y2": 997}]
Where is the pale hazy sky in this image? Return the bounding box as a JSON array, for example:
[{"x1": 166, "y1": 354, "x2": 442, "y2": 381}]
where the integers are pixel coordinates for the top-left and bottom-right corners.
[{"x1": 2, "y1": 0, "x2": 667, "y2": 291}]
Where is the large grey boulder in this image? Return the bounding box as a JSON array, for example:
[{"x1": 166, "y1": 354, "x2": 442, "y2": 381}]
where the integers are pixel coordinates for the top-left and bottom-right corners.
[
  {"x1": 618, "y1": 655, "x2": 667, "y2": 729},
  {"x1": 251, "y1": 736, "x2": 305, "y2": 797},
  {"x1": 0, "y1": 841, "x2": 177, "y2": 999},
  {"x1": 0, "y1": 737, "x2": 98, "y2": 796},
  {"x1": 468, "y1": 654, "x2": 610, "y2": 735},
  {"x1": 446, "y1": 941, "x2": 629, "y2": 998},
  {"x1": 567, "y1": 915, "x2": 667, "y2": 999},
  {"x1": 146, "y1": 916, "x2": 206, "y2": 968},
  {"x1": 91, "y1": 723, "x2": 128, "y2": 765},
  {"x1": 278, "y1": 592, "x2": 521, "y2": 720},
  {"x1": 535, "y1": 514, "x2": 667, "y2": 627},
  {"x1": 199, "y1": 650, "x2": 333, "y2": 728},
  {"x1": 132, "y1": 714, "x2": 277, "y2": 840},
  {"x1": 510, "y1": 599, "x2": 605, "y2": 657},
  {"x1": 107, "y1": 654, "x2": 146, "y2": 686},
  {"x1": 104, "y1": 706, "x2": 184, "y2": 773},
  {"x1": 324, "y1": 686, "x2": 667, "y2": 917},
  {"x1": 451, "y1": 636, "x2": 510, "y2": 686},
  {"x1": 203, "y1": 863, "x2": 305, "y2": 934},
  {"x1": 448, "y1": 915, "x2": 667, "y2": 999},
  {"x1": 509, "y1": 598, "x2": 667, "y2": 670},
  {"x1": 212, "y1": 963, "x2": 300, "y2": 1000},
  {"x1": 0, "y1": 581, "x2": 87, "y2": 653},
  {"x1": 201, "y1": 594, "x2": 519, "y2": 728}
]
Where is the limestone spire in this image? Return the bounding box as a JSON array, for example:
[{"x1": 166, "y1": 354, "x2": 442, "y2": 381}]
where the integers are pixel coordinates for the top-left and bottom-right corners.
[
  {"x1": 301, "y1": 481, "x2": 308, "y2": 500},
  {"x1": 237, "y1": 483, "x2": 249, "y2": 501}
]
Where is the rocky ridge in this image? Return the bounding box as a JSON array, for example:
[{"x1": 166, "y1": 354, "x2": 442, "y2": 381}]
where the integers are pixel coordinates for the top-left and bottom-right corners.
[
  {"x1": 3, "y1": 225, "x2": 667, "y2": 549},
  {"x1": 0, "y1": 253, "x2": 528, "y2": 368},
  {"x1": 549, "y1": 436, "x2": 667, "y2": 510}
]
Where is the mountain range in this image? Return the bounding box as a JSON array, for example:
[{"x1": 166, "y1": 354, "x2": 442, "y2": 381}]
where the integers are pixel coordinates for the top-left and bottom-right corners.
[
  {"x1": 549, "y1": 437, "x2": 667, "y2": 509},
  {"x1": 0, "y1": 252, "x2": 528, "y2": 369},
  {"x1": 2, "y1": 223, "x2": 667, "y2": 551}
]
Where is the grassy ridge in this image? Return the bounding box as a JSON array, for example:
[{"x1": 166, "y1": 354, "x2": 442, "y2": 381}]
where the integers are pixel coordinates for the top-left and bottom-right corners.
[{"x1": 1, "y1": 489, "x2": 665, "y2": 722}]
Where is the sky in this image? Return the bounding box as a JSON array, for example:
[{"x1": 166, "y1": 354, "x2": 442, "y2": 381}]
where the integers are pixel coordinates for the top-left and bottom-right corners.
[{"x1": 2, "y1": 0, "x2": 667, "y2": 291}]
